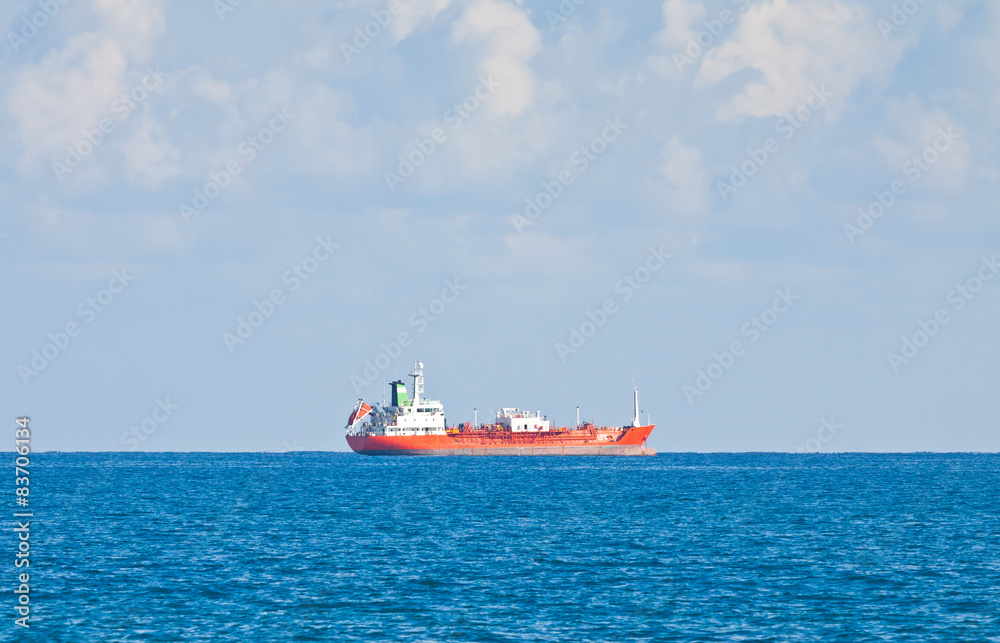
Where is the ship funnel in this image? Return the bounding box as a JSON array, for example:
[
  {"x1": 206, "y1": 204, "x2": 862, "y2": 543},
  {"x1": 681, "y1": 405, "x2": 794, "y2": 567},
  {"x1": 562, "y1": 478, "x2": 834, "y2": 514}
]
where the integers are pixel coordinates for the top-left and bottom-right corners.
[
  {"x1": 391, "y1": 380, "x2": 409, "y2": 407},
  {"x1": 632, "y1": 385, "x2": 640, "y2": 428}
]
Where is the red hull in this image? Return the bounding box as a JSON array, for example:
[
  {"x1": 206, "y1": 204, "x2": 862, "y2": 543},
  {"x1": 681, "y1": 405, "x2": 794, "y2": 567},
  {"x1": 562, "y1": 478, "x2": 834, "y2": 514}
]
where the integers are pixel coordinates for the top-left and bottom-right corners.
[{"x1": 347, "y1": 425, "x2": 656, "y2": 456}]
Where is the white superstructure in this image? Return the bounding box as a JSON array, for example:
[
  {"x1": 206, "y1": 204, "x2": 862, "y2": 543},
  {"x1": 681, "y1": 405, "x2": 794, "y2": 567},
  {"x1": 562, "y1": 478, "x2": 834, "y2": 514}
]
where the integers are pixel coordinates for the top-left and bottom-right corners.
[
  {"x1": 346, "y1": 360, "x2": 447, "y2": 437},
  {"x1": 496, "y1": 408, "x2": 550, "y2": 432}
]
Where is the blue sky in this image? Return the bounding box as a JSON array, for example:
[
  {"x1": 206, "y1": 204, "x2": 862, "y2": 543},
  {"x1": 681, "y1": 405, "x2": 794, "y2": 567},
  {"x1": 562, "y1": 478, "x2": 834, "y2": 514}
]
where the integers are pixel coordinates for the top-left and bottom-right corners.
[{"x1": 2, "y1": 0, "x2": 998, "y2": 452}]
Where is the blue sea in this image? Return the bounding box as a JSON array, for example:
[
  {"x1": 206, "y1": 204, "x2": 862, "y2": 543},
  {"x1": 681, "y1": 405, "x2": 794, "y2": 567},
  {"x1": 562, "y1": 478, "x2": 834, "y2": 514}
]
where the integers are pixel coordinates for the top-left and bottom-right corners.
[{"x1": 12, "y1": 453, "x2": 1000, "y2": 641}]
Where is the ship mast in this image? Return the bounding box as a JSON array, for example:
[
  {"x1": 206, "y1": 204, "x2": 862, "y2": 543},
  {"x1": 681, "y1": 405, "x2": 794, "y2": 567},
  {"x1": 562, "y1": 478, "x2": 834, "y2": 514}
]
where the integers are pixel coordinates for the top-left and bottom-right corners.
[
  {"x1": 410, "y1": 360, "x2": 424, "y2": 406},
  {"x1": 632, "y1": 385, "x2": 640, "y2": 427}
]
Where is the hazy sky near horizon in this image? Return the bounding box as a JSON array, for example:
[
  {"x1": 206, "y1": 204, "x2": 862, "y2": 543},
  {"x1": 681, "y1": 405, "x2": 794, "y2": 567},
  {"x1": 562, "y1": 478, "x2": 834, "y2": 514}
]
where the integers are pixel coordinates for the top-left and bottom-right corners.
[{"x1": 2, "y1": 0, "x2": 998, "y2": 452}]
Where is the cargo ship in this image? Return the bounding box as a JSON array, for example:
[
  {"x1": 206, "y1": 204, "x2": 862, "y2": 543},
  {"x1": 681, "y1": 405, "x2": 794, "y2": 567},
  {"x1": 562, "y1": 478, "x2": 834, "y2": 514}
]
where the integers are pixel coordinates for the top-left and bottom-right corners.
[{"x1": 345, "y1": 361, "x2": 655, "y2": 456}]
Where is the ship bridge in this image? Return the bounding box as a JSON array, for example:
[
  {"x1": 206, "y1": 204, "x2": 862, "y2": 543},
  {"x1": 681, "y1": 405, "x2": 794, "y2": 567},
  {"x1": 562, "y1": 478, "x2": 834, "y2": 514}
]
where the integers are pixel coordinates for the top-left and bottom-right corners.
[{"x1": 347, "y1": 360, "x2": 447, "y2": 437}]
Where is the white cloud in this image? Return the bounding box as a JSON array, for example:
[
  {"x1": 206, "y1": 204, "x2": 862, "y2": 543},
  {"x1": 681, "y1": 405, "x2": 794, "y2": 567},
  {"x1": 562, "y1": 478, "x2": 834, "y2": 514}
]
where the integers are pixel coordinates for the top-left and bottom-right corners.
[
  {"x1": 875, "y1": 96, "x2": 969, "y2": 192},
  {"x1": 974, "y1": 0, "x2": 1000, "y2": 116},
  {"x1": 646, "y1": 0, "x2": 740, "y2": 80},
  {"x1": 654, "y1": 0, "x2": 705, "y2": 49},
  {"x1": 450, "y1": 0, "x2": 541, "y2": 117},
  {"x1": 93, "y1": 0, "x2": 165, "y2": 62},
  {"x1": 660, "y1": 136, "x2": 707, "y2": 212},
  {"x1": 119, "y1": 115, "x2": 182, "y2": 187},
  {"x1": 931, "y1": 4, "x2": 964, "y2": 35},
  {"x1": 697, "y1": 0, "x2": 906, "y2": 121},
  {"x1": 284, "y1": 82, "x2": 377, "y2": 177},
  {"x1": 298, "y1": 0, "x2": 455, "y2": 71},
  {"x1": 7, "y1": 0, "x2": 167, "y2": 170},
  {"x1": 392, "y1": 0, "x2": 455, "y2": 40},
  {"x1": 8, "y1": 35, "x2": 129, "y2": 166},
  {"x1": 662, "y1": 136, "x2": 705, "y2": 190},
  {"x1": 190, "y1": 72, "x2": 232, "y2": 105}
]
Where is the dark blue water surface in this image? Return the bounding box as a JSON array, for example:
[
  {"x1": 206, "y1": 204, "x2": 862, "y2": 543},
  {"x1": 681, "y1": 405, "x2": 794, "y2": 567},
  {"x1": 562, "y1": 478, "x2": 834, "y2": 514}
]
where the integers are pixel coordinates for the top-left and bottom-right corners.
[{"x1": 11, "y1": 453, "x2": 1000, "y2": 641}]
